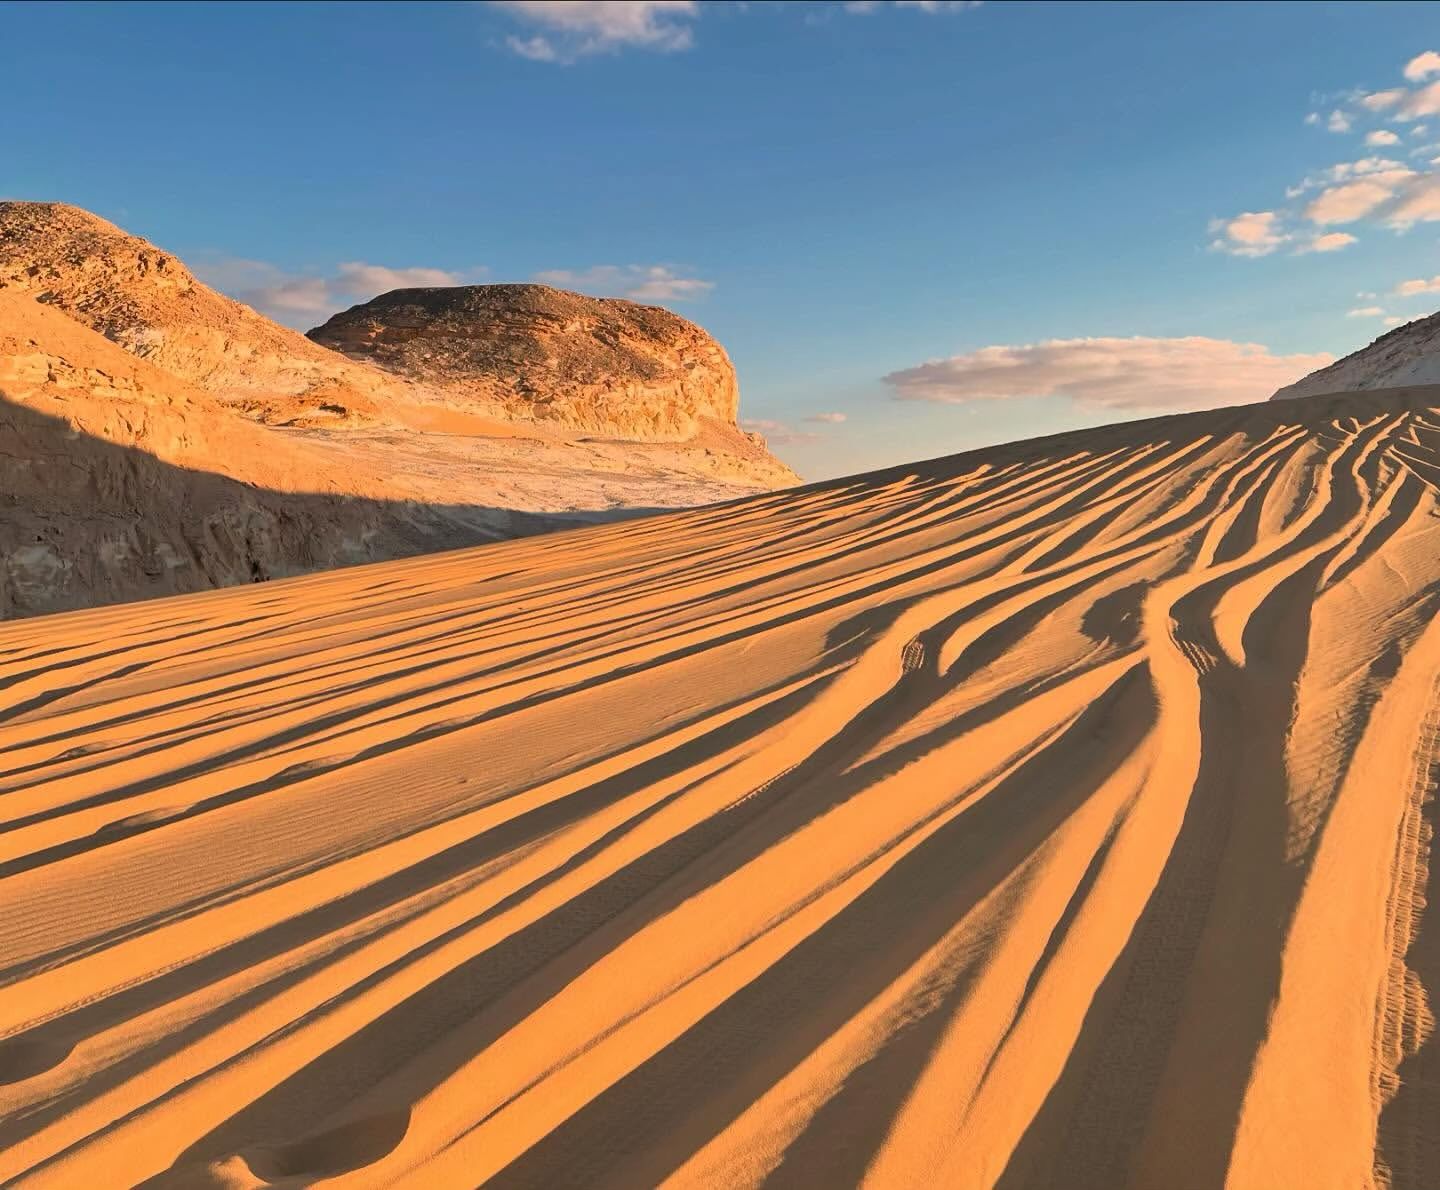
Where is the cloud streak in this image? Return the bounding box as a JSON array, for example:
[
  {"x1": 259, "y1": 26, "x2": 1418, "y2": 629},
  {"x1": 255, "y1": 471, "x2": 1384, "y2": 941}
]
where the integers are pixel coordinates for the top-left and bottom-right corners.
[
  {"x1": 1396, "y1": 274, "x2": 1440, "y2": 296},
  {"x1": 494, "y1": 1, "x2": 699, "y2": 63},
  {"x1": 884, "y1": 337, "x2": 1332, "y2": 412},
  {"x1": 196, "y1": 258, "x2": 481, "y2": 327},
  {"x1": 740, "y1": 418, "x2": 823, "y2": 446},
  {"x1": 532, "y1": 264, "x2": 714, "y2": 301}
]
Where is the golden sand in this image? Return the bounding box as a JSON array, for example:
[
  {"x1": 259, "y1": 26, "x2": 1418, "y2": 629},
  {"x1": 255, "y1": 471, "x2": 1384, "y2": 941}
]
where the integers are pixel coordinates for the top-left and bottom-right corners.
[{"x1": 3, "y1": 387, "x2": 1440, "y2": 1187}]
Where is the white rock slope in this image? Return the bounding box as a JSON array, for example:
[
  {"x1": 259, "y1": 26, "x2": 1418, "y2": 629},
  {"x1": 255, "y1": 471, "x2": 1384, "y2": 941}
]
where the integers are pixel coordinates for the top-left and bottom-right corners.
[{"x1": 1272, "y1": 311, "x2": 1440, "y2": 400}]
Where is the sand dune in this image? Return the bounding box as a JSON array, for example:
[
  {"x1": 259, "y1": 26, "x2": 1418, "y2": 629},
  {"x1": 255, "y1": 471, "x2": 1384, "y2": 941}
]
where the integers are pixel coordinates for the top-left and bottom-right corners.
[{"x1": 4, "y1": 386, "x2": 1440, "y2": 1187}]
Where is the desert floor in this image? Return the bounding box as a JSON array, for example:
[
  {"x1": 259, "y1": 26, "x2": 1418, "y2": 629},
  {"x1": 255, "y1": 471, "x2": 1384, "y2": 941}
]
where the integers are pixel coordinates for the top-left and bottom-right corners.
[{"x1": 4, "y1": 387, "x2": 1440, "y2": 1188}]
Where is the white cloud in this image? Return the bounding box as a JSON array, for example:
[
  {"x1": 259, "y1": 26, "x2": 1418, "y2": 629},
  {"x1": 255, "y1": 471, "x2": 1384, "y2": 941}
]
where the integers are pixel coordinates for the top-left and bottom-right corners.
[
  {"x1": 1384, "y1": 316, "x2": 1408, "y2": 326},
  {"x1": 249, "y1": 276, "x2": 334, "y2": 315},
  {"x1": 1208, "y1": 49, "x2": 1440, "y2": 255},
  {"x1": 1405, "y1": 51, "x2": 1440, "y2": 82},
  {"x1": 196, "y1": 257, "x2": 478, "y2": 327},
  {"x1": 532, "y1": 264, "x2": 714, "y2": 301},
  {"x1": 1399, "y1": 80, "x2": 1440, "y2": 121},
  {"x1": 1385, "y1": 173, "x2": 1440, "y2": 226},
  {"x1": 1297, "y1": 231, "x2": 1357, "y2": 253},
  {"x1": 805, "y1": 411, "x2": 848, "y2": 423},
  {"x1": 1395, "y1": 274, "x2": 1440, "y2": 296},
  {"x1": 334, "y1": 262, "x2": 463, "y2": 293},
  {"x1": 843, "y1": 0, "x2": 981, "y2": 12},
  {"x1": 506, "y1": 34, "x2": 561, "y2": 61},
  {"x1": 1304, "y1": 174, "x2": 1411, "y2": 224},
  {"x1": 1346, "y1": 306, "x2": 1386, "y2": 317},
  {"x1": 1360, "y1": 89, "x2": 1405, "y2": 112},
  {"x1": 883, "y1": 337, "x2": 1331, "y2": 412},
  {"x1": 494, "y1": 1, "x2": 699, "y2": 63},
  {"x1": 1210, "y1": 210, "x2": 1287, "y2": 256},
  {"x1": 1287, "y1": 156, "x2": 1407, "y2": 196}
]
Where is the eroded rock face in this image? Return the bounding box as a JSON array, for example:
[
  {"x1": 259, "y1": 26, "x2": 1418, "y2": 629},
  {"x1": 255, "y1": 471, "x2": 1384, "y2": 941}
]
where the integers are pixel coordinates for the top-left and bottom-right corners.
[
  {"x1": 1272, "y1": 311, "x2": 1440, "y2": 400},
  {"x1": 0, "y1": 201, "x2": 404, "y2": 425},
  {"x1": 308, "y1": 284, "x2": 740, "y2": 441},
  {"x1": 0, "y1": 291, "x2": 503, "y2": 617}
]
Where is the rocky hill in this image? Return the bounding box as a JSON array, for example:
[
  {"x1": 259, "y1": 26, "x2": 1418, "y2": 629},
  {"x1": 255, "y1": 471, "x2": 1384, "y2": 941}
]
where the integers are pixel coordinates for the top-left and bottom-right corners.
[
  {"x1": 0, "y1": 201, "x2": 412, "y2": 427},
  {"x1": 0, "y1": 202, "x2": 797, "y2": 616},
  {"x1": 309, "y1": 284, "x2": 741, "y2": 442},
  {"x1": 0, "y1": 290, "x2": 522, "y2": 616},
  {"x1": 1272, "y1": 310, "x2": 1440, "y2": 399}
]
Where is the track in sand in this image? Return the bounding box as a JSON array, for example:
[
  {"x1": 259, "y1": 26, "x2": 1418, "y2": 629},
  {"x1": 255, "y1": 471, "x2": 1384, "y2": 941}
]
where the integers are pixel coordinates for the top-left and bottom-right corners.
[{"x1": 5, "y1": 386, "x2": 1440, "y2": 1187}]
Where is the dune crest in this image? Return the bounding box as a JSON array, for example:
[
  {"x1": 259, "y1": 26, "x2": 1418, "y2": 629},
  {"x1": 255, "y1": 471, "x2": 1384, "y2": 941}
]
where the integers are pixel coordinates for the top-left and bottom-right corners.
[{"x1": 3, "y1": 386, "x2": 1440, "y2": 1186}]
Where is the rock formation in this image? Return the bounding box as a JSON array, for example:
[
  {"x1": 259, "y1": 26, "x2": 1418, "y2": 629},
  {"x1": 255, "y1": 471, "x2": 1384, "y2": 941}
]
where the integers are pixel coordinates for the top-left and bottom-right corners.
[
  {"x1": 1272, "y1": 310, "x2": 1440, "y2": 399},
  {"x1": 0, "y1": 202, "x2": 797, "y2": 616},
  {"x1": 308, "y1": 284, "x2": 740, "y2": 441},
  {"x1": 0, "y1": 290, "x2": 516, "y2": 616},
  {"x1": 0, "y1": 201, "x2": 410, "y2": 426}
]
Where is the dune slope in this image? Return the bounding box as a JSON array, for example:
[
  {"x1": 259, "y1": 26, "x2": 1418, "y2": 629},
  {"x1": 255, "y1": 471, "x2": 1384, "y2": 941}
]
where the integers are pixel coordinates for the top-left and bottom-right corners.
[{"x1": 4, "y1": 387, "x2": 1440, "y2": 1188}]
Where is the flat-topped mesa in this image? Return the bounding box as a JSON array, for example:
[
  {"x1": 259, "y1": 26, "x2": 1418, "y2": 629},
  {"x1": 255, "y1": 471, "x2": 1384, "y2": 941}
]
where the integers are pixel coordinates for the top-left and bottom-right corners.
[
  {"x1": 1272, "y1": 309, "x2": 1440, "y2": 400},
  {"x1": 308, "y1": 283, "x2": 741, "y2": 441}
]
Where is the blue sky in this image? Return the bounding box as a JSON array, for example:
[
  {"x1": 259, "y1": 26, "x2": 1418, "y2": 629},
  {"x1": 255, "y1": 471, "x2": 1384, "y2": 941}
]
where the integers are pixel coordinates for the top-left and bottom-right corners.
[{"x1": 5, "y1": 1, "x2": 1440, "y2": 478}]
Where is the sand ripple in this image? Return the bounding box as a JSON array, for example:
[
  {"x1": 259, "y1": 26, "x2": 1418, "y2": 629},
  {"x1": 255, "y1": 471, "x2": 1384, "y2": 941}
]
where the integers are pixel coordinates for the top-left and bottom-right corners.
[{"x1": 4, "y1": 389, "x2": 1440, "y2": 1187}]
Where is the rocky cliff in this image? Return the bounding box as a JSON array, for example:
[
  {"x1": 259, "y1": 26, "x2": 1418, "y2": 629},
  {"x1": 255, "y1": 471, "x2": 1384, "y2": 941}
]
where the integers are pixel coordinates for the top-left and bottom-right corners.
[
  {"x1": 308, "y1": 284, "x2": 741, "y2": 442},
  {"x1": 1271, "y1": 311, "x2": 1440, "y2": 400}
]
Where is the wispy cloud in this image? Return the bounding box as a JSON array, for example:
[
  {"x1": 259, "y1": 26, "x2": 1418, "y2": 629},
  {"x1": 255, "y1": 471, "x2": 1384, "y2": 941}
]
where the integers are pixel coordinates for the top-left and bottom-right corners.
[
  {"x1": 805, "y1": 411, "x2": 849, "y2": 423},
  {"x1": 532, "y1": 264, "x2": 714, "y2": 301},
  {"x1": 741, "y1": 418, "x2": 822, "y2": 446},
  {"x1": 1297, "y1": 231, "x2": 1357, "y2": 253},
  {"x1": 493, "y1": 1, "x2": 699, "y2": 64},
  {"x1": 844, "y1": 0, "x2": 982, "y2": 11},
  {"x1": 1396, "y1": 274, "x2": 1440, "y2": 296},
  {"x1": 1385, "y1": 174, "x2": 1440, "y2": 226},
  {"x1": 1358, "y1": 90, "x2": 1404, "y2": 113},
  {"x1": 893, "y1": 1, "x2": 983, "y2": 10},
  {"x1": 196, "y1": 257, "x2": 482, "y2": 327},
  {"x1": 1217, "y1": 51, "x2": 1440, "y2": 255},
  {"x1": 1346, "y1": 306, "x2": 1386, "y2": 317},
  {"x1": 1312, "y1": 109, "x2": 1352, "y2": 133},
  {"x1": 1209, "y1": 50, "x2": 1440, "y2": 259},
  {"x1": 1304, "y1": 176, "x2": 1406, "y2": 224},
  {"x1": 884, "y1": 337, "x2": 1331, "y2": 412}
]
